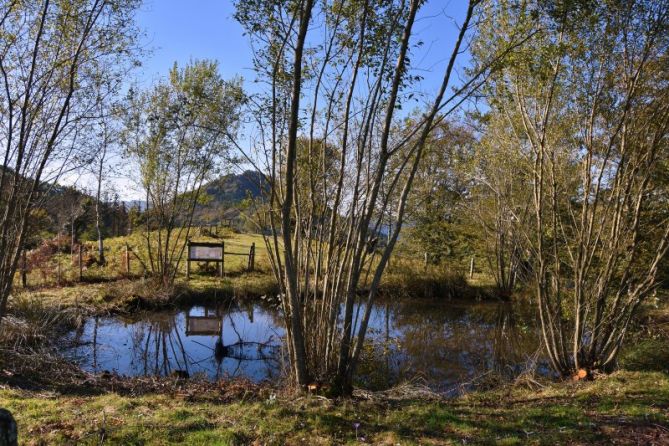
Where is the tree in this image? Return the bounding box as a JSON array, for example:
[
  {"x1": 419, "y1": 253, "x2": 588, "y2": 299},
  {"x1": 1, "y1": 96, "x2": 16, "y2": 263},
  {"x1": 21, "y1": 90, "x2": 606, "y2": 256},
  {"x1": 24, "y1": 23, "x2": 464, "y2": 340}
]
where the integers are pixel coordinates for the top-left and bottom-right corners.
[
  {"x1": 469, "y1": 110, "x2": 534, "y2": 292},
  {"x1": 122, "y1": 60, "x2": 244, "y2": 286},
  {"x1": 403, "y1": 121, "x2": 478, "y2": 267},
  {"x1": 88, "y1": 102, "x2": 118, "y2": 265},
  {"x1": 93, "y1": 127, "x2": 109, "y2": 265},
  {"x1": 0, "y1": 0, "x2": 140, "y2": 325},
  {"x1": 235, "y1": 0, "x2": 531, "y2": 394},
  {"x1": 56, "y1": 186, "x2": 89, "y2": 252},
  {"x1": 474, "y1": 0, "x2": 669, "y2": 376}
]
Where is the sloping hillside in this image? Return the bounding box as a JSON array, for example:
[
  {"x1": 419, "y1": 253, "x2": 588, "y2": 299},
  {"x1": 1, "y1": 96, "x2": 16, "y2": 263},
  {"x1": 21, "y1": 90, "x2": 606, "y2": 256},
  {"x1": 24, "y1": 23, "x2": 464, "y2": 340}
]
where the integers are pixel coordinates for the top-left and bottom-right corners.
[{"x1": 193, "y1": 170, "x2": 266, "y2": 224}]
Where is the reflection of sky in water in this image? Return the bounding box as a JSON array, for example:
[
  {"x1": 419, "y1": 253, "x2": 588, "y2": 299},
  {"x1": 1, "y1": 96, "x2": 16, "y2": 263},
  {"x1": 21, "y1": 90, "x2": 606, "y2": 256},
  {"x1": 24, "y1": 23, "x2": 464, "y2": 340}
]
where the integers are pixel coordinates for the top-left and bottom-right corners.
[
  {"x1": 64, "y1": 305, "x2": 285, "y2": 382},
  {"x1": 62, "y1": 300, "x2": 546, "y2": 391}
]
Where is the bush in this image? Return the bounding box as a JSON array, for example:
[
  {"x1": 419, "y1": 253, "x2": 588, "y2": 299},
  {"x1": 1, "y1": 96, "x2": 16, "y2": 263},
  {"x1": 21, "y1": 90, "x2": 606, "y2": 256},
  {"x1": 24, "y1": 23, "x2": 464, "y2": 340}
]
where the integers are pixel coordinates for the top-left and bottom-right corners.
[{"x1": 381, "y1": 261, "x2": 476, "y2": 299}]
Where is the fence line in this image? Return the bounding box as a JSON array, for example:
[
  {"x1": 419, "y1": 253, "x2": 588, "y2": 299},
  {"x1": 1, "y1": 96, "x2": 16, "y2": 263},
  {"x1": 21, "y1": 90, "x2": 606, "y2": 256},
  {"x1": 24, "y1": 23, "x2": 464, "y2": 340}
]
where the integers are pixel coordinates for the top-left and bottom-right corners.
[{"x1": 16, "y1": 240, "x2": 258, "y2": 288}]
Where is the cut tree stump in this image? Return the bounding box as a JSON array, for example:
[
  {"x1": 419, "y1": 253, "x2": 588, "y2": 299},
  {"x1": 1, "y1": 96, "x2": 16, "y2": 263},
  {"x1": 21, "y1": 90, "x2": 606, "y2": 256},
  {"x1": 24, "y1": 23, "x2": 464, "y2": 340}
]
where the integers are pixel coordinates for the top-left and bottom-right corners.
[{"x1": 572, "y1": 369, "x2": 588, "y2": 381}]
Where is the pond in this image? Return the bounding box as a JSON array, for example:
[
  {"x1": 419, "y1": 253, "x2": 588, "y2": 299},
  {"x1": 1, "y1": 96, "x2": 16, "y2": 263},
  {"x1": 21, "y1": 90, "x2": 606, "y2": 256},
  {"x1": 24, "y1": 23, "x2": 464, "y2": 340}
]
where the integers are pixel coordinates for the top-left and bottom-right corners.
[{"x1": 62, "y1": 299, "x2": 548, "y2": 393}]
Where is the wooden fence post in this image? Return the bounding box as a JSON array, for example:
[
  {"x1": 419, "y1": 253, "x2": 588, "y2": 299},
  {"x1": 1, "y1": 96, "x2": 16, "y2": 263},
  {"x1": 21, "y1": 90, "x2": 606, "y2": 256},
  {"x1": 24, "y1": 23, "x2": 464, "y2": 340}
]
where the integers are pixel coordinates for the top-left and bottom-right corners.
[
  {"x1": 78, "y1": 244, "x2": 83, "y2": 282},
  {"x1": 125, "y1": 243, "x2": 131, "y2": 275},
  {"x1": 21, "y1": 250, "x2": 27, "y2": 288},
  {"x1": 186, "y1": 241, "x2": 191, "y2": 280},
  {"x1": 248, "y1": 242, "x2": 255, "y2": 272},
  {"x1": 469, "y1": 256, "x2": 475, "y2": 279}
]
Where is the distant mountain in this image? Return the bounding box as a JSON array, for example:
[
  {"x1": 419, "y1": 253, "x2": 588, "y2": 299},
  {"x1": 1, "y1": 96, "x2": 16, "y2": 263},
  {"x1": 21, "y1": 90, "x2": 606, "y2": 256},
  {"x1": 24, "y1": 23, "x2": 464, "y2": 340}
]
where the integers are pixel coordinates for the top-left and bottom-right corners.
[{"x1": 193, "y1": 170, "x2": 267, "y2": 224}]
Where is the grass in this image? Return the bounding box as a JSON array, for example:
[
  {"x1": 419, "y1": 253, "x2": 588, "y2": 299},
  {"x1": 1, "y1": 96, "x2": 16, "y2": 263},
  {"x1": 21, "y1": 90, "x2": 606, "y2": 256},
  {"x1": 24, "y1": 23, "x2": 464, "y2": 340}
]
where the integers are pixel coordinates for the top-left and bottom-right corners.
[
  {"x1": 382, "y1": 258, "x2": 496, "y2": 300},
  {"x1": 17, "y1": 229, "x2": 271, "y2": 287},
  {"x1": 0, "y1": 370, "x2": 667, "y2": 445},
  {"x1": 12, "y1": 231, "x2": 498, "y2": 318},
  {"x1": 10, "y1": 231, "x2": 278, "y2": 315}
]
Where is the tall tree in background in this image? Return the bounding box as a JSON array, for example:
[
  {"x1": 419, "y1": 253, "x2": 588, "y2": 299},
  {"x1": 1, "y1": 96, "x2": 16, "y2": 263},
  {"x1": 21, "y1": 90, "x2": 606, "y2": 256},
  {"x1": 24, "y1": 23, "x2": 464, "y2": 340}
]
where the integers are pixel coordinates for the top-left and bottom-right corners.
[
  {"x1": 122, "y1": 60, "x2": 244, "y2": 287},
  {"x1": 60, "y1": 186, "x2": 88, "y2": 251},
  {"x1": 88, "y1": 101, "x2": 117, "y2": 265},
  {"x1": 236, "y1": 0, "x2": 532, "y2": 393},
  {"x1": 0, "y1": 0, "x2": 141, "y2": 325},
  {"x1": 404, "y1": 121, "x2": 477, "y2": 267},
  {"x1": 475, "y1": 0, "x2": 669, "y2": 376},
  {"x1": 93, "y1": 121, "x2": 110, "y2": 265},
  {"x1": 469, "y1": 110, "x2": 534, "y2": 292}
]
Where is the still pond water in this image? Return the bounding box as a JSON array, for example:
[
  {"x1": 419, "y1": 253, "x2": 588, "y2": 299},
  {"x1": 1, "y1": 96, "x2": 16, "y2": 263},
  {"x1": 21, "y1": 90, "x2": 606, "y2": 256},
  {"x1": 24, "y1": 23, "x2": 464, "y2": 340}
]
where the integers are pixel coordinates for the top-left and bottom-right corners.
[{"x1": 63, "y1": 299, "x2": 547, "y2": 393}]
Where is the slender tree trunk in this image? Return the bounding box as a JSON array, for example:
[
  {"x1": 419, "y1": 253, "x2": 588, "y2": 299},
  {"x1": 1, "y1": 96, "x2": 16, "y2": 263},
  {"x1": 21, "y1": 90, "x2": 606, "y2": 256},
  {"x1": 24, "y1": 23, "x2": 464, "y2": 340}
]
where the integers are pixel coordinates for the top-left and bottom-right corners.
[
  {"x1": 95, "y1": 146, "x2": 106, "y2": 265},
  {"x1": 281, "y1": 0, "x2": 315, "y2": 388}
]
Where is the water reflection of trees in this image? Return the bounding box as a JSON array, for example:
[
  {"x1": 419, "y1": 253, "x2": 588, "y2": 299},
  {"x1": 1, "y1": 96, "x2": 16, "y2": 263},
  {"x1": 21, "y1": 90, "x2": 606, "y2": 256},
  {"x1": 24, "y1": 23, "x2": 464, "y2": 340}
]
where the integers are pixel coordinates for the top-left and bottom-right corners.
[
  {"x1": 359, "y1": 300, "x2": 541, "y2": 391},
  {"x1": 84, "y1": 303, "x2": 282, "y2": 380},
  {"x1": 127, "y1": 312, "x2": 190, "y2": 376},
  {"x1": 74, "y1": 300, "x2": 541, "y2": 390}
]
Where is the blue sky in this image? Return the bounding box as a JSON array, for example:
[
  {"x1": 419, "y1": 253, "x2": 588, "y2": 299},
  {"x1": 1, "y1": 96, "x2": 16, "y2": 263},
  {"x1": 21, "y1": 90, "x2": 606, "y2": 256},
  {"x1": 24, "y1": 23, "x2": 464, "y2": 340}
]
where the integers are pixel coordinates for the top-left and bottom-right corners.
[
  {"x1": 134, "y1": 0, "x2": 470, "y2": 97},
  {"x1": 135, "y1": 1, "x2": 252, "y2": 85}
]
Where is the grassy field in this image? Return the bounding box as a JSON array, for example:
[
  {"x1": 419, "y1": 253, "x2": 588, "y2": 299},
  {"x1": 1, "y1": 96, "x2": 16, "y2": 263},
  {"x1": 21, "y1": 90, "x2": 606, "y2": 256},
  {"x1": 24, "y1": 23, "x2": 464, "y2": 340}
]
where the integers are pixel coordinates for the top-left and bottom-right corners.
[
  {"x1": 12, "y1": 230, "x2": 491, "y2": 314},
  {"x1": 1, "y1": 370, "x2": 667, "y2": 445},
  {"x1": 17, "y1": 229, "x2": 272, "y2": 288},
  {"x1": 12, "y1": 230, "x2": 279, "y2": 314}
]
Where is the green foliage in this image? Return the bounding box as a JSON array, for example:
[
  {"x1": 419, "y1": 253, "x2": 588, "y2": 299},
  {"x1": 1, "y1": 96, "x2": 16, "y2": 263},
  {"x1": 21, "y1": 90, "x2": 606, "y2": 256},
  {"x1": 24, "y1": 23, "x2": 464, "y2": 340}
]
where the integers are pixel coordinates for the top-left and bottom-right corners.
[
  {"x1": 470, "y1": 0, "x2": 669, "y2": 373},
  {"x1": 123, "y1": 59, "x2": 244, "y2": 200},
  {"x1": 401, "y1": 121, "x2": 478, "y2": 265}
]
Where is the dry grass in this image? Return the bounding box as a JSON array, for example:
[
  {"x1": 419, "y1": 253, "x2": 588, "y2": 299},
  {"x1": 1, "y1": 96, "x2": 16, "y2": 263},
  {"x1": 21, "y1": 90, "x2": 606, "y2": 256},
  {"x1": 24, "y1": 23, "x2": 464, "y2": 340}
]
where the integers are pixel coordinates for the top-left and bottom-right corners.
[
  {"x1": 1, "y1": 293, "x2": 85, "y2": 350},
  {"x1": 381, "y1": 259, "x2": 494, "y2": 300}
]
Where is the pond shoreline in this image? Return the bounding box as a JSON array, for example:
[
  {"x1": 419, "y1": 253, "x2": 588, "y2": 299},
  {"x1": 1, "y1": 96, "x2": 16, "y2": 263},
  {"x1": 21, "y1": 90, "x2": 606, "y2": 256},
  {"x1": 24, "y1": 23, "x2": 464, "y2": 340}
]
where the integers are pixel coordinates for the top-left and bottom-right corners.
[{"x1": 2, "y1": 274, "x2": 502, "y2": 393}]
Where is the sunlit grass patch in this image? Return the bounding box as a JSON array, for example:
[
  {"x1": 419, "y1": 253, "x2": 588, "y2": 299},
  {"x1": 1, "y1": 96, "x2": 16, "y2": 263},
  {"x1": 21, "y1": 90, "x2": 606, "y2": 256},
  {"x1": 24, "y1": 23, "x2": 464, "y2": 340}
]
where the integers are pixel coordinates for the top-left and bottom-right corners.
[{"x1": 2, "y1": 370, "x2": 668, "y2": 445}]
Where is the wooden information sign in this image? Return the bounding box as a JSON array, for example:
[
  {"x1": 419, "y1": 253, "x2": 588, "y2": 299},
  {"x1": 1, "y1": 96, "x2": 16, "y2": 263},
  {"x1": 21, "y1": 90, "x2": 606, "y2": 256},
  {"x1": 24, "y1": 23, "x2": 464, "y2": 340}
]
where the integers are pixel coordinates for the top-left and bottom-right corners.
[{"x1": 186, "y1": 241, "x2": 225, "y2": 279}]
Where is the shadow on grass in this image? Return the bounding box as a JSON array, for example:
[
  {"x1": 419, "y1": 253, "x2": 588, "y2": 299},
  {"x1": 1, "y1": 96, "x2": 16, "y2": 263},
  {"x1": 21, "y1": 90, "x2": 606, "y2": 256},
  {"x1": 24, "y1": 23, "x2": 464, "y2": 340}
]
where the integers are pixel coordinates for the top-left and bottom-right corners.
[{"x1": 620, "y1": 339, "x2": 669, "y2": 373}]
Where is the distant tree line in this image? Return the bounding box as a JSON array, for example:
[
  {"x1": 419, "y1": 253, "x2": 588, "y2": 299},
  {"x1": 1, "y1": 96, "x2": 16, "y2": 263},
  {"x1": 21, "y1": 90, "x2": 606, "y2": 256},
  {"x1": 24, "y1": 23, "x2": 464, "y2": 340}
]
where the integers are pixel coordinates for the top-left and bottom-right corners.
[{"x1": 25, "y1": 186, "x2": 135, "y2": 252}]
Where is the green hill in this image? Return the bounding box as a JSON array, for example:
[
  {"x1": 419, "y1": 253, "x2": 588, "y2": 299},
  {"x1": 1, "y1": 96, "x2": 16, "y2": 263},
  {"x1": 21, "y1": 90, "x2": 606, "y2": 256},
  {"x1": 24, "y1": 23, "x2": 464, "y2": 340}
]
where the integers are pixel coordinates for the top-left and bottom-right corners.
[{"x1": 193, "y1": 170, "x2": 267, "y2": 225}]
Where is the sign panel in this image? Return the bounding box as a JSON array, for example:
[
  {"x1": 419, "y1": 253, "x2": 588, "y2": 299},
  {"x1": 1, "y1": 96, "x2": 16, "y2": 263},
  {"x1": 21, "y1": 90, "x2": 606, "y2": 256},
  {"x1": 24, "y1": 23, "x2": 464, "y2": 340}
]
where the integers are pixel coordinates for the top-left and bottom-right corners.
[
  {"x1": 186, "y1": 317, "x2": 222, "y2": 335},
  {"x1": 189, "y1": 245, "x2": 223, "y2": 260}
]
